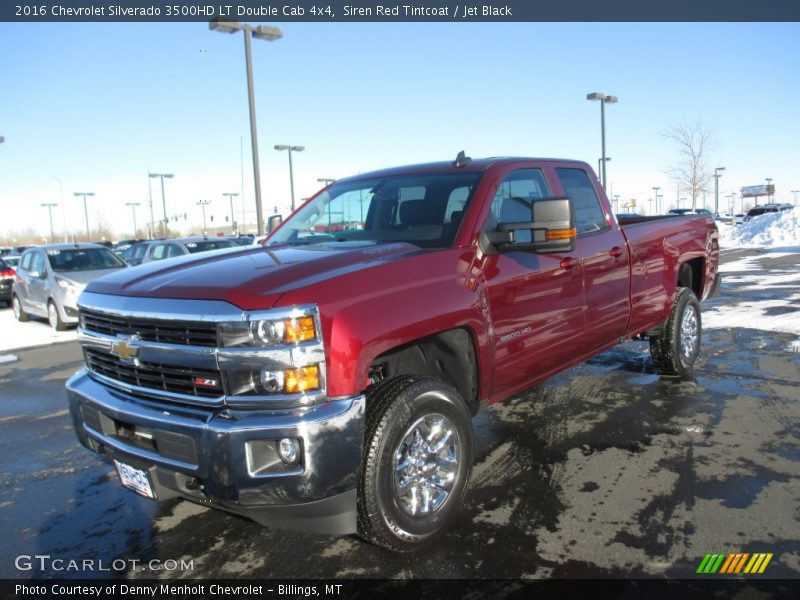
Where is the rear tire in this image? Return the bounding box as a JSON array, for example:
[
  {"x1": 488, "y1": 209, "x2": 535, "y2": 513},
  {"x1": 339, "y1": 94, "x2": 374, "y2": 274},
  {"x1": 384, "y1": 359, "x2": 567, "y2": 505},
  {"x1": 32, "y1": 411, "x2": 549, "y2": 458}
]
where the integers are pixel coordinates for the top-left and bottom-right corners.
[
  {"x1": 358, "y1": 376, "x2": 473, "y2": 552},
  {"x1": 48, "y1": 300, "x2": 67, "y2": 331},
  {"x1": 650, "y1": 287, "x2": 701, "y2": 376},
  {"x1": 12, "y1": 295, "x2": 29, "y2": 322}
]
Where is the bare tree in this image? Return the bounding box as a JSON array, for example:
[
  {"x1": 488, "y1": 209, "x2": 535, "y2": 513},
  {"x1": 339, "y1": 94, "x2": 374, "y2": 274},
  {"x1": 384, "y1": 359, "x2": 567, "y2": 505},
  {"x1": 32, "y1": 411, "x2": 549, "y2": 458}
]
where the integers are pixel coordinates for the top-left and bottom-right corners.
[{"x1": 664, "y1": 121, "x2": 715, "y2": 210}]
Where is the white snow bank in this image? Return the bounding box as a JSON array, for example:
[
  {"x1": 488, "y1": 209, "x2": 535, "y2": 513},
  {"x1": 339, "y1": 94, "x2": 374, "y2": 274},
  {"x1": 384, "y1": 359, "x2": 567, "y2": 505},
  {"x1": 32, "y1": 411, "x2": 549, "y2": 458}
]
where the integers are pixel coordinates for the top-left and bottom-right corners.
[
  {"x1": 0, "y1": 308, "x2": 76, "y2": 353},
  {"x1": 719, "y1": 207, "x2": 800, "y2": 248}
]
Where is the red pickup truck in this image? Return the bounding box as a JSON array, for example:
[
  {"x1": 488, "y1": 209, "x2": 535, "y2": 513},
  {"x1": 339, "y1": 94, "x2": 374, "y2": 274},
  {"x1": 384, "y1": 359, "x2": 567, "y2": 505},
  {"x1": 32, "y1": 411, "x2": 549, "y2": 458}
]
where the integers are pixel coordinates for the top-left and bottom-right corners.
[{"x1": 67, "y1": 155, "x2": 719, "y2": 551}]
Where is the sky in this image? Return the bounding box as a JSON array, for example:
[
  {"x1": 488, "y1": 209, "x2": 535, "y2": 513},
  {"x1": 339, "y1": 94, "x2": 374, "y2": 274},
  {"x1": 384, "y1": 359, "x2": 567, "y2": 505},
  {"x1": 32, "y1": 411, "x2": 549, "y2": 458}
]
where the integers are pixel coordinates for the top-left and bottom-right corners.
[{"x1": 1, "y1": 21, "x2": 799, "y2": 242}]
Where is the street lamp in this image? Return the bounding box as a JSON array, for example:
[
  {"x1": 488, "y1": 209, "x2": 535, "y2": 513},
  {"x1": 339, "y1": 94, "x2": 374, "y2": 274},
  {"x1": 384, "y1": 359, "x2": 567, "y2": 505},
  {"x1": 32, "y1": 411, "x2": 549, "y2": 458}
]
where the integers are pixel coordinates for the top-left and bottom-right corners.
[
  {"x1": 222, "y1": 192, "x2": 239, "y2": 233},
  {"x1": 597, "y1": 157, "x2": 611, "y2": 182},
  {"x1": 126, "y1": 202, "x2": 141, "y2": 237},
  {"x1": 73, "y1": 192, "x2": 95, "y2": 240},
  {"x1": 652, "y1": 187, "x2": 661, "y2": 214},
  {"x1": 586, "y1": 91, "x2": 618, "y2": 190},
  {"x1": 766, "y1": 178, "x2": 773, "y2": 203},
  {"x1": 275, "y1": 145, "x2": 305, "y2": 211},
  {"x1": 197, "y1": 199, "x2": 211, "y2": 235},
  {"x1": 41, "y1": 203, "x2": 58, "y2": 242},
  {"x1": 149, "y1": 172, "x2": 174, "y2": 234},
  {"x1": 210, "y1": 19, "x2": 283, "y2": 236},
  {"x1": 714, "y1": 167, "x2": 726, "y2": 215},
  {"x1": 317, "y1": 177, "x2": 336, "y2": 187}
]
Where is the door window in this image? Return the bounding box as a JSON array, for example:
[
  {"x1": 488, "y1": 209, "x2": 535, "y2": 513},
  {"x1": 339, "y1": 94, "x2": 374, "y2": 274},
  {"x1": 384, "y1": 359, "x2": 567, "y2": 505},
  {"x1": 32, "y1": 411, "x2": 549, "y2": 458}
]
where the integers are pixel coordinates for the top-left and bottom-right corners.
[
  {"x1": 485, "y1": 169, "x2": 550, "y2": 243},
  {"x1": 555, "y1": 168, "x2": 608, "y2": 234}
]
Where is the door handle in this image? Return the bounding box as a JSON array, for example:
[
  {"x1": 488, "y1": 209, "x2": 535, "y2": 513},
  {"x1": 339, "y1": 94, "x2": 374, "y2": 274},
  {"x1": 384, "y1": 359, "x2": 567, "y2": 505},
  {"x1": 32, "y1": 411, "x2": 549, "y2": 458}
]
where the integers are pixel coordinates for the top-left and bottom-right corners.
[
  {"x1": 610, "y1": 246, "x2": 623, "y2": 258},
  {"x1": 560, "y1": 257, "x2": 578, "y2": 270}
]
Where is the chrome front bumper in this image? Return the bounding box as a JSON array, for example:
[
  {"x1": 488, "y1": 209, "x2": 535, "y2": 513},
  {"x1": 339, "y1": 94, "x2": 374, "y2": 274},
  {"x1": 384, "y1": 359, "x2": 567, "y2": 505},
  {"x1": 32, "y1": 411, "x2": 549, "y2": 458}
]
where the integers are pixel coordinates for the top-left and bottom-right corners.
[{"x1": 67, "y1": 369, "x2": 365, "y2": 535}]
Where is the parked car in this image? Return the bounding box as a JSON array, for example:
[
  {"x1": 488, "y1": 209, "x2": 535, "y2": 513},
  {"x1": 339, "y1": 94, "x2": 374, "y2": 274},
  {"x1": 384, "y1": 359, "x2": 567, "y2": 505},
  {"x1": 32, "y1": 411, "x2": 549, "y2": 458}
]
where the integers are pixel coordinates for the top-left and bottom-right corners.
[
  {"x1": 733, "y1": 213, "x2": 745, "y2": 225},
  {"x1": 743, "y1": 204, "x2": 792, "y2": 222},
  {"x1": 667, "y1": 208, "x2": 715, "y2": 218},
  {"x1": 229, "y1": 234, "x2": 256, "y2": 247},
  {"x1": 67, "y1": 155, "x2": 720, "y2": 551},
  {"x1": 120, "y1": 241, "x2": 157, "y2": 266},
  {"x1": 0, "y1": 257, "x2": 15, "y2": 306},
  {"x1": 11, "y1": 243, "x2": 127, "y2": 330},
  {"x1": 135, "y1": 236, "x2": 239, "y2": 264},
  {"x1": 3, "y1": 255, "x2": 21, "y2": 270}
]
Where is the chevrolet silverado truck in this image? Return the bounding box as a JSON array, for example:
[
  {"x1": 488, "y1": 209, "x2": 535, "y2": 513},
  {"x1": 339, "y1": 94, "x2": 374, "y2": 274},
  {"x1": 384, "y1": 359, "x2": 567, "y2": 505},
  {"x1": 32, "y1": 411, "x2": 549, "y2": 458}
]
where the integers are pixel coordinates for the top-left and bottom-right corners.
[{"x1": 67, "y1": 155, "x2": 720, "y2": 551}]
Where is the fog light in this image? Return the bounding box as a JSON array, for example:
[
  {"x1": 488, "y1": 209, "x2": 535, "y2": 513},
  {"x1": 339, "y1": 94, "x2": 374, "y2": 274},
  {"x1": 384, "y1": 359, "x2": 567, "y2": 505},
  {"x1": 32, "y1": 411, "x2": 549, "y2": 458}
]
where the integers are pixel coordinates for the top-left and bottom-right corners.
[{"x1": 278, "y1": 438, "x2": 300, "y2": 464}]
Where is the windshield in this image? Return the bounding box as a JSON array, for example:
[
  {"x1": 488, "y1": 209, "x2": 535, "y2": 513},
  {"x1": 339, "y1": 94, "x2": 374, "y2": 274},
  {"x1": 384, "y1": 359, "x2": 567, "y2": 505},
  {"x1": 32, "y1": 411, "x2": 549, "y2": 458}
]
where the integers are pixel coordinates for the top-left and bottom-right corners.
[
  {"x1": 184, "y1": 240, "x2": 237, "y2": 253},
  {"x1": 267, "y1": 172, "x2": 483, "y2": 249},
  {"x1": 46, "y1": 248, "x2": 126, "y2": 272}
]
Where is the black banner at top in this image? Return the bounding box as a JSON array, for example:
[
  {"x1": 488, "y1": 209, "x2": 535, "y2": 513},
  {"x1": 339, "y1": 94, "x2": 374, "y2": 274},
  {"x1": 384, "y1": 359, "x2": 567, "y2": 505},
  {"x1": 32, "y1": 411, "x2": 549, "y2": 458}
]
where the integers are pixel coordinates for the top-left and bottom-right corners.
[{"x1": 3, "y1": 0, "x2": 800, "y2": 22}]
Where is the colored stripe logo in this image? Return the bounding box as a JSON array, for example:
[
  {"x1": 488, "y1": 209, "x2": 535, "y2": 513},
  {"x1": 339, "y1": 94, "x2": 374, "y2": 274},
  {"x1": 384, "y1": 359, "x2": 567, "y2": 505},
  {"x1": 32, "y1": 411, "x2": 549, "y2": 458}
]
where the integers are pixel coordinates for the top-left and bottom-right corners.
[{"x1": 696, "y1": 553, "x2": 773, "y2": 574}]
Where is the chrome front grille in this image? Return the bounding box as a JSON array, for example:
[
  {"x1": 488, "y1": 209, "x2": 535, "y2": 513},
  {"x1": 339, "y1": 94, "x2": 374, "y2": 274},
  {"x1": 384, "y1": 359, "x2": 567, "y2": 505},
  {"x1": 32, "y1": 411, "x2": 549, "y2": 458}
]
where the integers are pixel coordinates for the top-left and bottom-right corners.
[
  {"x1": 81, "y1": 308, "x2": 218, "y2": 347},
  {"x1": 84, "y1": 347, "x2": 224, "y2": 399}
]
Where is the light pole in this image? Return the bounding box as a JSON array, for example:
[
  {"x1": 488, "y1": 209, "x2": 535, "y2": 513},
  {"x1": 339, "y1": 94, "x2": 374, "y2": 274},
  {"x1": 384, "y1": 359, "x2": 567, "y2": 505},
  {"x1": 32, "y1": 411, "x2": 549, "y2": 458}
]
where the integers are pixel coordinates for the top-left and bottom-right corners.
[
  {"x1": 41, "y1": 203, "x2": 57, "y2": 242},
  {"x1": 223, "y1": 192, "x2": 239, "y2": 234},
  {"x1": 766, "y1": 178, "x2": 773, "y2": 203},
  {"x1": 317, "y1": 177, "x2": 336, "y2": 188},
  {"x1": 73, "y1": 192, "x2": 95, "y2": 240},
  {"x1": 726, "y1": 192, "x2": 735, "y2": 216},
  {"x1": 150, "y1": 172, "x2": 174, "y2": 235},
  {"x1": 210, "y1": 19, "x2": 283, "y2": 236},
  {"x1": 597, "y1": 157, "x2": 611, "y2": 183},
  {"x1": 126, "y1": 202, "x2": 141, "y2": 237},
  {"x1": 197, "y1": 199, "x2": 211, "y2": 235},
  {"x1": 50, "y1": 176, "x2": 68, "y2": 242},
  {"x1": 791, "y1": 190, "x2": 799, "y2": 206},
  {"x1": 587, "y1": 92, "x2": 618, "y2": 190},
  {"x1": 652, "y1": 186, "x2": 661, "y2": 214},
  {"x1": 275, "y1": 145, "x2": 305, "y2": 212},
  {"x1": 714, "y1": 167, "x2": 726, "y2": 215}
]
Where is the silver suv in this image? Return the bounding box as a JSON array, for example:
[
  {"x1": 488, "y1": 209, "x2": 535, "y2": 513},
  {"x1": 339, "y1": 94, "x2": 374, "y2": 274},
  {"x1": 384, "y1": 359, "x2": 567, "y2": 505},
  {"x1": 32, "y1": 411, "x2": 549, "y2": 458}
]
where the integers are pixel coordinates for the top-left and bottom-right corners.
[{"x1": 12, "y1": 244, "x2": 127, "y2": 330}]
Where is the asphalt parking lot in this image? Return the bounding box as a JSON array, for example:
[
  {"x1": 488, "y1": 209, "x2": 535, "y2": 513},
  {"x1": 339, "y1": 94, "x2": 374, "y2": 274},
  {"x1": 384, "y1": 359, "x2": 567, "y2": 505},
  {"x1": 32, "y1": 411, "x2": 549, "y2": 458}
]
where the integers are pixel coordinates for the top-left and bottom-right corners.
[{"x1": 0, "y1": 248, "x2": 798, "y2": 580}]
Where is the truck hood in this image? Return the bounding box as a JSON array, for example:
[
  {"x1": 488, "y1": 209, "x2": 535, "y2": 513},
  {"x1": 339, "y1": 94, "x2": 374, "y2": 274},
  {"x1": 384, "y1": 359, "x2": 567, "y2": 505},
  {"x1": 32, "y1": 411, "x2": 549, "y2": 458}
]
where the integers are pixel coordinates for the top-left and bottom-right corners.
[{"x1": 85, "y1": 242, "x2": 421, "y2": 310}]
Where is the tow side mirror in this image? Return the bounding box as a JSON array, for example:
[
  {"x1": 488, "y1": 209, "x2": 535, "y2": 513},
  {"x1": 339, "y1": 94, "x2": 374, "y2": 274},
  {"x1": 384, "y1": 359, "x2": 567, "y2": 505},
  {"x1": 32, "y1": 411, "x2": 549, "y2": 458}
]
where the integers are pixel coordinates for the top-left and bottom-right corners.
[{"x1": 482, "y1": 197, "x2": 576, "y2": 255}]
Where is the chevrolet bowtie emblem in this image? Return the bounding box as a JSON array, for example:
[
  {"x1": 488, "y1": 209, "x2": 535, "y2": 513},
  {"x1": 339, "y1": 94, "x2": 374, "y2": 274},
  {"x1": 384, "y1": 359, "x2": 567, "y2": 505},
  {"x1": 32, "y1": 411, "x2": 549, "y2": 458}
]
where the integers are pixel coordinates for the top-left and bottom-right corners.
[{"x1": 111, "y1": 338, "x2": 140, "y2": 361}]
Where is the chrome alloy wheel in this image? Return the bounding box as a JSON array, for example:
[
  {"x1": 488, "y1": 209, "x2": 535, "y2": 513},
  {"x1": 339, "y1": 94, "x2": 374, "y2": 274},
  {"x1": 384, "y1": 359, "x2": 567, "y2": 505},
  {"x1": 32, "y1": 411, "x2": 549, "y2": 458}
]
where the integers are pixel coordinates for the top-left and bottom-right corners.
[
  {"x1": 392, "y1": 413, "x2": 461, "y2": 517},
  {"x1": 48, "y1": 302, "x2": 59, "y2": 329},
  {"x1": 680, "y1": 304, "x2": 699, "y2": 361}
]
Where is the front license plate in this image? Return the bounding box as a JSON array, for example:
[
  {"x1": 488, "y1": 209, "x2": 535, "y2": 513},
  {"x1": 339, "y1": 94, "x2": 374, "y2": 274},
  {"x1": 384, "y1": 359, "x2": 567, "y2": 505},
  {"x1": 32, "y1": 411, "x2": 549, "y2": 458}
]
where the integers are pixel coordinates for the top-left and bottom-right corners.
[{"x1": 114, "y1": 460, "x2": 156, "y2": 499}]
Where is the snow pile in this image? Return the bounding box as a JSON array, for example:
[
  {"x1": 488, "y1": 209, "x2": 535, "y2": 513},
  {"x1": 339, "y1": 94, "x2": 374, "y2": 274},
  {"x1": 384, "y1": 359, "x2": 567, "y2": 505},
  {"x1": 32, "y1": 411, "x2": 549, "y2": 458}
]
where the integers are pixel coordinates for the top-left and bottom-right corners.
[{"x1": 719, "y1": 206, "x2": 800, "y2": 248}]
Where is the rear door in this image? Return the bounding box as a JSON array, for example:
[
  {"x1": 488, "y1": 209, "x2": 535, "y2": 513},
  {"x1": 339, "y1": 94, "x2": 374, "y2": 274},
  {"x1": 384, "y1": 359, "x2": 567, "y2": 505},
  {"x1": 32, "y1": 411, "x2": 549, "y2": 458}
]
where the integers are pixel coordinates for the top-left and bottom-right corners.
[
  {"x1": 554, "y1": 166, "x2": 630, "y2": 351},
  {"x1": 481, "y1": 166, "x2": 587, "y2": 397}
]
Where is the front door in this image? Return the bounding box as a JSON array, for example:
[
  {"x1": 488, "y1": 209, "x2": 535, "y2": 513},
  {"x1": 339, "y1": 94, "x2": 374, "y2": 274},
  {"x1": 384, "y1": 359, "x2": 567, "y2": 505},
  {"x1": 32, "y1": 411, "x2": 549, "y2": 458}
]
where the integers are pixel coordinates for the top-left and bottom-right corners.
[{"x1": 480, "y1": 167, "x2": 586, "y2": 398}]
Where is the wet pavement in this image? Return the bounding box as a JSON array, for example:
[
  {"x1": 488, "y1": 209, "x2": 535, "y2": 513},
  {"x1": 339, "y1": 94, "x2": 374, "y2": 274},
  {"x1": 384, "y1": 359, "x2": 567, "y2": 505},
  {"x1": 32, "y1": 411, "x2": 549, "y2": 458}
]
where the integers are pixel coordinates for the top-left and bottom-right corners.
[{"x1": 0, "y1": 248, "x2": 798, "y2": 579}]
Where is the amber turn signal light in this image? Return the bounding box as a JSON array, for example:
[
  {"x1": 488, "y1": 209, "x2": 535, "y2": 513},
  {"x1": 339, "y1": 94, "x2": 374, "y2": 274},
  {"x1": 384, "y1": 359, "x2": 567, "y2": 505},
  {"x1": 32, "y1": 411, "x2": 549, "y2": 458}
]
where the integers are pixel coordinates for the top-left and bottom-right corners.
[
  {"x1": 284, "y1": 365, "x2": 321, "y2": 393},
  {"x1": 546, "y1": 228, "x2": 577, "y2": 241},
  {"x1": 285, "y1": 316, "x2": 316, "y2": 343}
]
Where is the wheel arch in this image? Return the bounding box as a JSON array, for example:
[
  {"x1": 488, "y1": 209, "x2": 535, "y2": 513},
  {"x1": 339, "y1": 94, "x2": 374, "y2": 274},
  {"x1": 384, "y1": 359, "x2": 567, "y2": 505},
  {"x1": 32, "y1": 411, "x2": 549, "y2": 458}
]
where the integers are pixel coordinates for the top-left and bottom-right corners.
[{"x1": 367, "y1": 327, "x2": 480, "y2": 415}]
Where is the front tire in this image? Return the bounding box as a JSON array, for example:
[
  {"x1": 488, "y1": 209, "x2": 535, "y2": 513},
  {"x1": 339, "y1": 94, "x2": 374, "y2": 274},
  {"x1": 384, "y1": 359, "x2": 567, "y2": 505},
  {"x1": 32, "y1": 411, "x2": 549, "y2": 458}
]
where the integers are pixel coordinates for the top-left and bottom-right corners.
[
  {"x1": 650, "y1": 287, "x2": 701, "y2": 376},
  {"x1": 358, "y1": 376, "x2": 473, "y2": 552},
  {"x1": 48, "y1": 300, "x2": 67, "y2": 331},
  {"x1": 12, "y1": 295, "x2": 29, "y2": 322}
]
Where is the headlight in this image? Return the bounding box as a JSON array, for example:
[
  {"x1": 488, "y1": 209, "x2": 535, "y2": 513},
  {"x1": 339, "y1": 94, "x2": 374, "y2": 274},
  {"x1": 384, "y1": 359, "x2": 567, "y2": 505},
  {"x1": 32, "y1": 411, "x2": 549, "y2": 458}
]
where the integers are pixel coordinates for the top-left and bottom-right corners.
[
  {"x1": 219, "y1": 313, "x2": 318, "y2": 347},
  {"x1": 226, "y1": 364, "x2": 322, "y2": 397}
]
